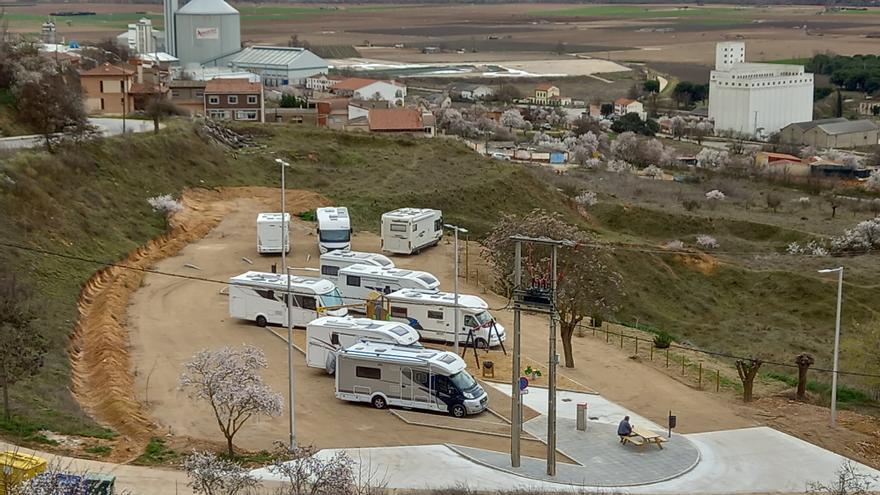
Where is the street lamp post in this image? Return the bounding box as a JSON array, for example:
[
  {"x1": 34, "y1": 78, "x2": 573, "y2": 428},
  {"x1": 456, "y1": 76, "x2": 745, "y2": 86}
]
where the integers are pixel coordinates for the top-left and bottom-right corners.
[
  {"x1": 276, "y1": 158, "x2": 296, "y2": 449},
  {"x1": 818, "y1": 266, "x2": 844, "y2": 427},
  {"x1": 444, "y1": 224, "x2": 468, "y2": 354}
]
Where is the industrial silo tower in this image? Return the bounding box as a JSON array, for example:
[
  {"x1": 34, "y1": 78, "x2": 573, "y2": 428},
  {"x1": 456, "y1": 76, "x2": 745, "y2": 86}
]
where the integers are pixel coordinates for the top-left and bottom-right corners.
[{"x1": 174, "y1": 0, "x2": 241, "y2": 66}]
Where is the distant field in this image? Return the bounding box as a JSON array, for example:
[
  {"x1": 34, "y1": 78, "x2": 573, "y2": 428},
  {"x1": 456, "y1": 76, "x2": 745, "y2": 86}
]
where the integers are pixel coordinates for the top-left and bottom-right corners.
[{"x1": 535, "y1": 5, "x2": 745, "y2": 18}]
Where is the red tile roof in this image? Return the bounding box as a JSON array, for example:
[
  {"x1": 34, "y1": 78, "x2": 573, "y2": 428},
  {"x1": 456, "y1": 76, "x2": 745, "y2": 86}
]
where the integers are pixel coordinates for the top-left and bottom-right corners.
[
  {"x1": 615, "y1": 97, "x2": 636, "y2": 106},
  {"x1": 535, "y1": 83, "x2": 556, "y2": 91},
  {"x1": 80, "y1": 62, "x2": 133, "y2": 77},
  {"x1": 204, "y1": 78, "x2": 262, "y2": 94},
  {"x1": 368, "y1": 108, "x2": 423, "y2": 131},
  {"x1": 333, "y1": 78, "x2": 378, "y2": 91},
  {"x1": 761, "y1": 152, "x2": 801, "y2": 162}
]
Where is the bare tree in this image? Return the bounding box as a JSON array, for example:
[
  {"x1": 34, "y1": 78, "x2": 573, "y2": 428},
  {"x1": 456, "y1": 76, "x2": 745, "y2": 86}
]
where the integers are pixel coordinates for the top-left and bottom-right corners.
[
  {"x1": 268, "y1": 443, "x2": 357, "y2": 495},
  {"x1": 0, "y1": 274, "x2": 47, "y2": 420},
  {"x1": 735, "y1": 358, "x2": 763, "y2": 402},
  {"x1": 14, "y1": 64, "x2": 86, "y2": 151},
  {"x1": 145, "y1": 96, "x2": 186, "y2": 134},
  {"x1": 481, "y1": 210, "x2": 623, "y2": 368},
  {"x1": 795, "y1": 353, "x2": 814, "y2": 401},
  {"x1": 179, "y1": 345, "x2": 283, "y2": 457},
  {"x1": 183, "y1": 451, "x2": 258, "y2": 495},
  {"x1": 808, "y1": 460, "x2": 879, "y2": 495},
  {"x1": 766, "y1": 193, "x2": 782, "y2": 213}
]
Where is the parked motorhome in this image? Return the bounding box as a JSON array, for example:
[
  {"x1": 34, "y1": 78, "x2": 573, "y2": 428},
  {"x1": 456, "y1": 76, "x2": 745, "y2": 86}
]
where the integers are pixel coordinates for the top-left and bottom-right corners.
[
  {"x1": 306, "y1": 316, "x2": 420, "y2": 373},
  {"x1": 335, "y1": 341, "x2": 488, "y2": 417},
  {"x1": 335, "y1": 265, "x2": 439, "y2": 304},
  {"x1": 384, "y1": 289, "x2": 505, "y2": 348},
  {"x1": 229, "y1": 271, "x2": 346, "y2": 327},
  {"x1": 380, "y1": 208, "x2": 443, "y2": 255},
  {"x1": 316, "y1": 207, "x2": 352, "y2": 254},
  {"x1": 319, "y1": 250, "x2": 394, "y2": 283},
  {"x1": 256, "y1": 213, "x2": 290, "y2": 254}
]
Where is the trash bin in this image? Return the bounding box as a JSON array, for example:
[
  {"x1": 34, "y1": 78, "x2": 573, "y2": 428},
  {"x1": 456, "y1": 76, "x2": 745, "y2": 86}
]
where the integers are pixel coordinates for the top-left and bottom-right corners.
[
  {"x1": 576, "y1": 402, "x2": 588, "y2": 431},
  {"x1": 0, "y1": 451, "x2": 47, "y2": 495}
]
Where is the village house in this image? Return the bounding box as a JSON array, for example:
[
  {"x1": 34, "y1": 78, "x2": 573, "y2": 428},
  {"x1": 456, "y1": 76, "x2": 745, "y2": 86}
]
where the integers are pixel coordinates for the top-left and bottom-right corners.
[
  {"x1": 367, "y1": 108, "x2": 434, "y2": 137},
  {"x1": 529, "y1": 83, "x2": 571, "y2": 106},
  {"x1": 204, "y1": 78, "x2": 264, "y2": 122},
  {"x1": 80, "y1": 63, "x2": 136, "y2": 115},
  {"x1": 305, "y1": 73, "x2": 343, "y2": 93},
  {"x1": 170, "y1": 80, "x2": 208, "y2": 116},
  {"x1": 779, "y1": 118, "x2": 880, "y2": 149},
  {"x1": 614, "y1": 98, "x2": 647, "y2": 120},
  {"x1": 331, "y1": 78, "x2": 407, "y2": 106},
  {"x1": 450, "y1": 83, "x2": 494, "y2": 101}
]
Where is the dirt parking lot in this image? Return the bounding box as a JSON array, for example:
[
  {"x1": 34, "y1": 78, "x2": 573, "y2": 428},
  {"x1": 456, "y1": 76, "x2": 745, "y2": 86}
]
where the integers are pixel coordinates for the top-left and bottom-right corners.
[{"x1": 122, "y1": 187, "x2": 756, "y2": 459}]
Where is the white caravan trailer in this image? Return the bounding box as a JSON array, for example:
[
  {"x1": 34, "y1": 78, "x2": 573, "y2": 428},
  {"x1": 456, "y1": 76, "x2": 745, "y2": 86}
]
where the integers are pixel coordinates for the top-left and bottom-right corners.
[
  {"x1": 384, "y1": 289, "x2": 506, "y2": 348},
  {"x1": 335, "y1": 341, "x2": 488, "y2": 417},
  {"x1": 306, "y1": 316, "x2": 420, "y2": 373},
  {"x1": 335, "y1": 265, "x2": 440, "y2": 304},
  {"x1": 319, "y1": 250, "x2": 394, "y2": 283},
  {"x1": 380, "y1": 208, "x2": 443, "y2": 255},
  {"x1": 316, "y1": 207, "x2": 352, "y2": 254},
  {"x1": 229, "y1": 271, "x2": 346, "y2": 328},
  {"x1": 256, "y1": 213, "x2": 290, "y2": 254}
]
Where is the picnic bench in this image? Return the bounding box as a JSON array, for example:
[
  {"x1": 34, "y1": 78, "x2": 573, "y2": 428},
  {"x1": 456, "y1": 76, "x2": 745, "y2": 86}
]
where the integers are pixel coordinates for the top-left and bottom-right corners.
[{"x1": 622, "y1": 426, "x2": 668, "y2": 450}]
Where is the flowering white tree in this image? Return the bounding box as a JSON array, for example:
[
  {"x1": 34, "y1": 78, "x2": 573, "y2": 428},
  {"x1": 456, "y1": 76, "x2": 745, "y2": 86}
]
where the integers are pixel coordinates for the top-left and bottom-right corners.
[
  {"x1": 696, "y1": 148, "x2": 730, "y2": 169},
  {"x1": 268, "y1": 444, "x2": 358, "y2": 495},
  {"x1": 696, "y1": 235, "x2": 719, "y2": 249},
  {"x1": 705, "y1": 189, "x2": 726, "y2": 201},
  {"x1": 643, "y1": 165, "x2": 664, "y2": 179},
  {"x1": 664, "y1": 240, "x2": 685, "y2": 250},
  {"x1": 180, "y1": 345, "x2": 284, "y2": 456},
  {"x1": 183, "y1": 451, "x2": 258, "y2": 495},
  {"x1": 500, "y1": 109, "x2": 528, "y2": 131},
  {"x1": 610, "y1": 132, "x2": 640, "y2": 163},
  {"x1": 532, "y1": 131, "x2": 566, "y2": 151},
  {"x1": 867, "y1": 169, "x2": 880, "y2": 191},
  {"x1": 575, "y1": 191, "x2": 598, "y2": 207},
  {"x1": 606, "y1": 159, "x2": 634, "y2": 174},
  {"x1": 148, "y1": 194, "x2": 184, "y2": 214},
  {"x1": 547, "y1": 107, "x2": 569, "y2": 128},
  {"x1": 830, "y1": 217, "x2": 880, "y2": 253},
  {"x1": 786, "y1": 240, "x2": 829, "y2": 256},
  {"x1": 671, "y1": 116, "x2": 687, "y2": 139}
]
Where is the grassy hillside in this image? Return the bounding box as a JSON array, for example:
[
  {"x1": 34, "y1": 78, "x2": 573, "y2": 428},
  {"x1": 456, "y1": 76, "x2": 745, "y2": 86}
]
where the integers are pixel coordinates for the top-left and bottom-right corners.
[{"x1": 0, "y1": 122, "x2": 574, "y2": 439}]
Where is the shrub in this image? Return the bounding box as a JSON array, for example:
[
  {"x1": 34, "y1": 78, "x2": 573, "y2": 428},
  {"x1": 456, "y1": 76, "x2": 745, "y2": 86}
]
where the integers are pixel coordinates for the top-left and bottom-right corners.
[
  {"x1": 591, "y1": 313, "x2": 604, "y2": 328},
  {"x1": 643, "y1": 165, "x2": 663, "y2": 179},
  {"x1": 664, "y1": 240, "x2": 685, "y2": 250},
  {"x1": 147, "y1": 194, "x2": 183, "y2": 214},
  {"x1": 575, "y1": 191, "x2": 598, "y2": 207},
  {"x1": 829, "y1": 217, "x2": 880, "y2": 253},
  {"x1": 705, "y1": 189, "x2": 726, "y2": 201},
  {"x1": 766, "y1": 193, "x2": 782, "y2": 212},
  {"x1": 653, "y1": 332, "x2": 673, "y2": 349},
  {"x1": 297, "y1": 209, "x2": 316, "y2": 222},
  {"x1": 696, "y1": 234, "x2": 719, "y2": 249},
  {"x1": 682, "y1": 199, "x2": 700, "y2": 212}
]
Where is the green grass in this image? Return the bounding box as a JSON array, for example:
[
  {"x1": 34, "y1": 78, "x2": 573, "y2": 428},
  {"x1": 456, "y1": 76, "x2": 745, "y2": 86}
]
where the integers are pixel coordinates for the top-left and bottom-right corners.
[
  {"x1": 763, "y1": 371, "x2": 874, "y2": 406},
  {"x1": 766, "y1": 58, "x2": 811, "y2": 65},
  {"x1": 0, "y1": 415, "x2": 58, "y2": 446},
  {"x1": 297, "y1": 209, "x2": 317, "y2": 222},
  {"x1": 4, "y1": 12, "x2": 163, "y2": 30},
  {"x1": 134, "y1": 437, "x2": 180, "y2": 465},
  {"x1": 84, "y1": 444, "x2": 112, "y2": 456}
]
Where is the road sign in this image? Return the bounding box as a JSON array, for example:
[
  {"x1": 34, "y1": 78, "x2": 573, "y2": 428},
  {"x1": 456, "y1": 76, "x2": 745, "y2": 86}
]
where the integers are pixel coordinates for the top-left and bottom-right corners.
[{"x1": 519, "y1": 376, "x2": 529, "y2": 391}]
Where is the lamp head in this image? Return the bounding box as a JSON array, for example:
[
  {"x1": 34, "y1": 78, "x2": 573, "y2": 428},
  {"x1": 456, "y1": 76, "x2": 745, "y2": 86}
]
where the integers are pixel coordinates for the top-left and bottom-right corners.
[{"x1": 818, "y1": 267, "x2": 843, "y2": 274}]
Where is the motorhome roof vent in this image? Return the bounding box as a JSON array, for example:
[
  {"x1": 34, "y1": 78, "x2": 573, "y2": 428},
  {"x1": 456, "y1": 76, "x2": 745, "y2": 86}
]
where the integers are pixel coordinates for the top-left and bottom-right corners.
[{"x1": 437, "y1": 354, "x2": 457, "y2": 364}]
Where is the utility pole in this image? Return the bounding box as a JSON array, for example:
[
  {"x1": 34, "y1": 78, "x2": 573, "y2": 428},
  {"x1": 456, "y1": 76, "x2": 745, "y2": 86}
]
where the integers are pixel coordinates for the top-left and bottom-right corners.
[
  {"x1": 547, "y1": 244, "x2": 558, "y2": 476},
  {"x1": 276, "y1": 158, "x2": 296, "y2": 450},
  {"x1": 818, "y1": 267, "x2": 844, "y2": 426},
  {"x1": 444, "y1": 224, "x2": 468, "y2": 354},
  {"x1": 510, "y1": 240, "x2": 522, "y2": 468}
]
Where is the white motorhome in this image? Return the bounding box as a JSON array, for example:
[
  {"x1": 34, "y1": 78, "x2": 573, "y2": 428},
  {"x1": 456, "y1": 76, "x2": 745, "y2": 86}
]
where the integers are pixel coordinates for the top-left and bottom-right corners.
[
  {"x1": 229, "y1": 271, "x2": 346, "y2": 328},
  {"x1": 335, "y1": 265, "x2": 440, "y2": 304},
  {"x1": 316, "y1": 207, "x2": 352, "y2": 254},
  {"x1": 384, "y1": 289, "x2": 506, "y2": 348},
  {"x1": 335, "y1": 341, "x2": 488, "y2": 417},
  {"x1": 380, "y1": 208, "x2": 443, "y2": 255},
  {"x1": 319, "y1": 250, "x2": 394, "y2": 283},
  {"x1": 256, "y1": 213, "x2": 290, "y2": 254},
  {"x1": 306, "y1": 316, "x2": 420, "y2": 373}
]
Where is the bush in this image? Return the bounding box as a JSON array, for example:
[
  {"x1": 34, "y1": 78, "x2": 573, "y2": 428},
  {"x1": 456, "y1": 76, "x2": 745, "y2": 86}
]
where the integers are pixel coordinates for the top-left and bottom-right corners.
[
  {"x1": 591, "y1": 313, "x2": 604, "y2": 328},
  {"x1": 653, "y1": 332, "x2": 673, "y2": 349},
  {"x1": 682, "y1": 199, "x2": 700, "y2": 212},
  {"x1": 297, "y1": 209, "x2": 316, "y2": 222}
]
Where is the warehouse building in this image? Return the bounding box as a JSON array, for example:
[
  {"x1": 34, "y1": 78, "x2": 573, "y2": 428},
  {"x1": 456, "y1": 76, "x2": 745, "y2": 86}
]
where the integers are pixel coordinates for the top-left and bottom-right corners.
[
  {"x1": 779, "y1": 118, "x2": 880, "y2": 149},
  {"x1": 224, "y1": 46, "x2": 328, "y2": 87}
]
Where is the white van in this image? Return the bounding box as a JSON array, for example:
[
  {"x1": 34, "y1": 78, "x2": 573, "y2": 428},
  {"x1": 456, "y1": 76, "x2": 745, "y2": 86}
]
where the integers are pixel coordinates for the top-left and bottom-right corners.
[
  {"x1": 306, "y1": 316, "x2": 420, "y2": 373},
  {"x1": 316, "y1": 207, "x2": 352, "y2": 254},
  {"x1": 335, "y1": 341, "x2": 488, "y2": 417},
  {"x1": 319, "y1": 250, "x2": 394, "y2": 283},
  {"x1": 380, "y1": 208, "x2": 443, "y2": 255},
  {"x1": 229, "y1": 271, "x2": 346, "y2": 328},
  {"x1": 256, "y1": 213, "x2": 290, "y2": 254},
  {"x1": 336, "y1": 265, "x2": 439, "y2": 304},
  {"x1": 384, "y1": 289, "x2": 506, "y2": 348}
]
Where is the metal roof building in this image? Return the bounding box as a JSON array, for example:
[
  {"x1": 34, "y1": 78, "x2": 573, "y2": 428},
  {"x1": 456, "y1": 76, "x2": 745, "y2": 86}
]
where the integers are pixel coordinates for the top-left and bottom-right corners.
[
  {"x1": 780, "y1": 118, "x2": 880, "y2": 149},
  {"x1": 222, "y1": 46, "x2": 328, "y2": 87},
  {"x1": 174, "y1": 0, "x2": 241, "y2": 67}
]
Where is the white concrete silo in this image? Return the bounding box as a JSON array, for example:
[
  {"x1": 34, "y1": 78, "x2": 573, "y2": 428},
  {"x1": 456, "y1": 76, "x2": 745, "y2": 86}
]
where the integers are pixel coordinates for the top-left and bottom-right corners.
[{"x1": 174, "y1": 0, "x2": 241, "y2": 66}]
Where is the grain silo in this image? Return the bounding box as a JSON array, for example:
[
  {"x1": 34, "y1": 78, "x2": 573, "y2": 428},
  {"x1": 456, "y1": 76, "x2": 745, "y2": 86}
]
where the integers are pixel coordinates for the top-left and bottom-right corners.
[{"x1": 174, "y1": 0, "x2": 240, "y2": 66}]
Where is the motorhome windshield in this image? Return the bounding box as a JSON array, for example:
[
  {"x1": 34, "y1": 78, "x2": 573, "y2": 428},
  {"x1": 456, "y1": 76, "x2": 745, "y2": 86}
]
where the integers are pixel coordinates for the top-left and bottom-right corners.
[
  {"x1": 320, "y1": 229, "x2": 351, "y2": 243},
  {"x1": 474, "y1": 311, "x2": 494, "y2": 325},
  {"x1": 450, "y1": 370, "x2": 478, "y2": 391},
  {"x1": 320, "y1": 289, "x2": 344, "y2": 308}
]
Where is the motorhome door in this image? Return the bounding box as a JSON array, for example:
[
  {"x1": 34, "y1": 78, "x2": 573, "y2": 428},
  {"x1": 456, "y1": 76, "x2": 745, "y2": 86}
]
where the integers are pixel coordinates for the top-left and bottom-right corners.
[{"x1": 401, "y1": 368, "x2": 432, "y2": 407}]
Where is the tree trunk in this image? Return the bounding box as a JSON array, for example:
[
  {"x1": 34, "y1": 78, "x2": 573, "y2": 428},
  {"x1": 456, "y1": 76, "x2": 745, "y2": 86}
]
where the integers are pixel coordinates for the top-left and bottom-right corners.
[
  {"x1": 1, "y1": 373, "x2": 9, "y2": 420},
  {"x1": 735, "y1": 359, "x2": 763, "y2": 403},
  {"x1": 153, "y1": 115, "x2": 160, "y2": 134},
  {"x1": 560, "y1": 321, "x2": 575, "y2": 368},
  {"x1": 226, "y1": 435, "x2": 235, "y2": 458},
  {"x1": 795, "y1": 353, "x2": 814, "y2": 401}
]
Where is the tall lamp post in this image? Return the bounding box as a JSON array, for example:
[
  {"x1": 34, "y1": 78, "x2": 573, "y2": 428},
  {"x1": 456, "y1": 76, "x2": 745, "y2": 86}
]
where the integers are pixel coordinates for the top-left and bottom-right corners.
[
  {"x1": 444, "y1": 224, "x2": 468, "y2": 354},
  {"x1": 275, "y1": 158, "x2": 296, "y2": 449},
  {"x1": 818, "y1": 266, "x2": 844, "y2": 427}
]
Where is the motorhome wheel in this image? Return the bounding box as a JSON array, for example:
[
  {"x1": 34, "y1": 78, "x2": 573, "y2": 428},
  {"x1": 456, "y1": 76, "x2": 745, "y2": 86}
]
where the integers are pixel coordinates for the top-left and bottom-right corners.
[
  {"x1": 371, "y1": 395, "x2": 387, "y2": 410},
  {"x1": 255, "y1": 315, "x2": 268, "y2": 327},
  {"x1": 450, "y1": 403, "x2": 466, "y2": 418},
  {"x1": 475, "y1": 338, "x2": 489, "y2": 350}
]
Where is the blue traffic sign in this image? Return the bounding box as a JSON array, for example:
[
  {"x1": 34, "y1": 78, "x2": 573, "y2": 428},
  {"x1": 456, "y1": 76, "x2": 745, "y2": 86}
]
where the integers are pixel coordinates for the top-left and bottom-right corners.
[{"x1": 519, "y1": 376, "x2": 529, "y2": 391}]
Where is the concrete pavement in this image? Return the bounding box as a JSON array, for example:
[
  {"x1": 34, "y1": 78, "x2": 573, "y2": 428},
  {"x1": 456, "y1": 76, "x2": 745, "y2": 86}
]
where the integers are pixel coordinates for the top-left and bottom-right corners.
[{"x1": 0, "y1": 118, "x2": 157, "y2": 151}]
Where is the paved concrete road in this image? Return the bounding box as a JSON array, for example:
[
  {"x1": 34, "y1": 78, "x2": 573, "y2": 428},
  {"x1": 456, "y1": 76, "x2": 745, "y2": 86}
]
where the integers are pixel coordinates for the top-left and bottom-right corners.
[{"x1": 0, "y1": 118, "x2": 157, "y2": 151}]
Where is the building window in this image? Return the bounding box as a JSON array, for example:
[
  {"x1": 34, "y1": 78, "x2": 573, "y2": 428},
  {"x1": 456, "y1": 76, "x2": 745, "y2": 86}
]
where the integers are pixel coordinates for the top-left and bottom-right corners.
[
  {"x1": 235, "y1": 110, "x2": 258, "y2": 121},
  {"x1": 321, "y1": 265, "x2": 339, "y2": 276},
  {"x1": 390, "y1": 306, "x2": 407, "y2": 318},
  {"x1": 346, "y1": 275, "x2": 361, "y2": 287},
  {"x1": 100, "y1": 98, "x2": 105, "y2": 110},
  {"x1": 208, "y1": 96, "x2": 220, "y2": 105},
  {"x1": 228, "y1": 95, "x2": 238, "y2": 104},
  {"x1": 355, "y1": 366, "x2": 381, "y2": 380},
  {"x1": 195, "y1": 90, "x2": 204, "y2": 97},
  {"x1": 427, "y1": 310, "x2": 443, "y2": 320},
  {"x1": 171, "y1": 90, "x2": 180, "y2": 97},
  {"x1": 100, "y1": 81, "x2": 104, "y2": 93},
  {"x1": 247, "y1": 95, "x2": 258, "y2": 104},
  {"x1": 208, "y1": 109, "x2": 229, "y2": 119}
]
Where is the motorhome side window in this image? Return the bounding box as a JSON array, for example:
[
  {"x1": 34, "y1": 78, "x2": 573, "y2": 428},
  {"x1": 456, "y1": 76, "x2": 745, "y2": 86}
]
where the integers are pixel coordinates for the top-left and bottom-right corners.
[
  {"x1": 255, "y1": 289, "x2": 276, "y2": 300},
  {"x1": 427, "y1": 310, "x2": 443, "y2": 320},
  {"x1": 412, "y1": 370, "x2": 429, "y2": 386},
  {"x1": 321, "y1": 266, "x2": 339, "y2": 276},
  {"x1": 433, "y1": 375, "x2": 451, "y2": 394},
  {"x1": 434, "y1": 219, "x2": 442, "y2": 231},
  {"x1": 346, "y1": 275, "x2": 361, "y2": 287},
  {"x1": 390, "y1": 306, "x2": 407, "y2": 318},
  {"x1": 465, "y1": 315, "x2": 478, "y2": 327},
  {"x1": 390, "y1": 223, "x2": 406, "y2": 232},
  {"x1": 356, "y1": 366, "x2": 381, "y2": 379},
  {"x1": 330, "y1": 333, "x2": 340, "y2": 345},
  {"x1": 294, "y1": 295, "x2": 317, "y2": 310}
]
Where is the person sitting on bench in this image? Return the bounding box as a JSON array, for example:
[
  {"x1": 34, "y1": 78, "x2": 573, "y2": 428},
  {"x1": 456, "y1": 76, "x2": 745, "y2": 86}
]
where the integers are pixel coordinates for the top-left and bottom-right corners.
[{"x1": 618, "y1": 416, "x2": 634, "y2": 443}]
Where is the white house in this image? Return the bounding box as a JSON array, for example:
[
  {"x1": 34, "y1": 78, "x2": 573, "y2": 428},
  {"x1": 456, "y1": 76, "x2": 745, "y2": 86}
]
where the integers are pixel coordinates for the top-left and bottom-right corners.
[
  {"x1": 451, "y1": 84, "x2": 494, "y2": 101},
  {"x1": 332, "y1": 78, "x2": 407, "y2": 106},
  {"x1": 614, "y1": 98, "x2": 646, "y2": 120},
  {"x1": 708, "y1": 41, "x2": 813, "y2": 137},
  {"x1": 306, "y1": 74, "x2": 342, "y2": 92}
]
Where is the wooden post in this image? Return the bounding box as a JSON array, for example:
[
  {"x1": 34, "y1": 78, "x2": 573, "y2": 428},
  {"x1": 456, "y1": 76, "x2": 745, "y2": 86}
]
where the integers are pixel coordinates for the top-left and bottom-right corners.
[
  {"x1": 681, "y1": 356, "x2": 686, "y2": 375},
  {"x1": 698, "y1": 362, "x2": 703, "y2": 390},
  {"x1": 620, "y1": 332, "x2": 624, "y2": 348},
  {"x1": 465, "y1": 235, "x2": 469, "y2": 283},
  {"x1": 606, "y1": 327, "x2": 609, "y2": 343},
  {"x1": 650, "y1": 344, "x2": 654, "y2": 361},
  {"x1": 716, "y1": 370, "x2": 720, "y2": 392},
  {"x1": 666, "y1": 348, "x2": 669, "y2": 368},
  {"x1": 634, "y1": 338, "x2": 639, "y2": 356}
]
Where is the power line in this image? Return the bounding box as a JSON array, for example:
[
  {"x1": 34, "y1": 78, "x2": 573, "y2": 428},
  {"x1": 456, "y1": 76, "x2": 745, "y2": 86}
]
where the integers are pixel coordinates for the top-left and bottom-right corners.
[{"x1": 3, "y1": 239, "x2": 880, "y2": 380}]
